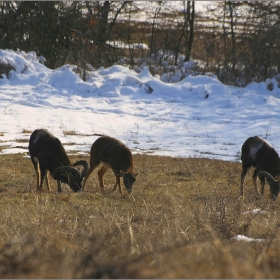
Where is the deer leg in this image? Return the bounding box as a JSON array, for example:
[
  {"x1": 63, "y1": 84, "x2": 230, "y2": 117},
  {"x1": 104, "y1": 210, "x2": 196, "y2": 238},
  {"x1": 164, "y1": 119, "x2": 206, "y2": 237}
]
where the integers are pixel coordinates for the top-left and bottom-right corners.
[
  {"x1": 259, "y1": 175, "x2": 265, "y2": 196},
  {"x1": 117, "y1": 176, "x2": 123, "y2": 194},
  {"x1": 112, "y1": 175, "x2": 123, "y2": 194},
  {"x1": 45, "y1": 171, "x2": 51, "y2": 191},
  {"x1": 240, "y1": 167, "x2": 250, "y2": 196},
  {"x1": 38, "y1": 166, "x2": 47, "y2": 192},
  {"x1": 98, "y1": 165, "x2": 108, "y2": 193},
  {"x1": 32, "y1": 157, "x2": 41, "y2": 191},
  {"x1": 252, "y1": 169, "x2": 260, "y2": 195},
  {"x1": 35, "y1": 163, "x2": 41, "y2": 191},
  {"x1": 82, "y1": 163, "x2": 99, "y2": 190},
  {"x1": 57, "y1": 180, "x2": 62, "y2": 192}
]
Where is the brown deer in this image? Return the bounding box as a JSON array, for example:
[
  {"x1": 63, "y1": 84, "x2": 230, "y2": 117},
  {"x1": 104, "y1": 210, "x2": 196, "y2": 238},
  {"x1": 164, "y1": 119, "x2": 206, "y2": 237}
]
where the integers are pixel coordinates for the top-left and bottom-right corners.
[
  {"x1": 241, "y1": 136, "x2": 280, "y2": 200},
  {"x1": 82, "y1": 136, "x2": 138, "y2": 194},
  {"x1": 29, "y1": 129, "x2": 89, "y2": 192}
]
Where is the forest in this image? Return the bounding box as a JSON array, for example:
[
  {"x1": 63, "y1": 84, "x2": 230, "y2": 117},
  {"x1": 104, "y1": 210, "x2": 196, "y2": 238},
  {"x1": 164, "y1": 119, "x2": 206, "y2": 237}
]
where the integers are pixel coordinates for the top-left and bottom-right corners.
[{"x1": 0, "y1": 1, "x2": 280, "y2": 86}]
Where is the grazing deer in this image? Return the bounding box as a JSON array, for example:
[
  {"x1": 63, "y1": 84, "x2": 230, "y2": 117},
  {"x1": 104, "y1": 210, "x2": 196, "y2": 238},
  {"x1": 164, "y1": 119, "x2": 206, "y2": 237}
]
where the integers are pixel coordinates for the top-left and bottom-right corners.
[
  {"x1": 241, "y1": 136, "x2": 280, "y2": 200},
  {"x1": 29, "y1": 129, "x2": 89, "y2": 192},
  {"x1": 82, "y1": 136, "x2": 138, "y2": 194}
]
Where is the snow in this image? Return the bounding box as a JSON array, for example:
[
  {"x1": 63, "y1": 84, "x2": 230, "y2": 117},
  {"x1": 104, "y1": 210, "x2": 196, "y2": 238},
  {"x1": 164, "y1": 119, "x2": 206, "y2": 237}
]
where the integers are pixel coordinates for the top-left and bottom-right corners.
[
  {"x1": 0, "y1": 49, "x2": 280, "y2": 161},
  {"x1": 230, "y1": 235, "x2": 265, "y2": 243},
  {"x1": 243, "y1": 209, "x2": 267, "y2": 216}
]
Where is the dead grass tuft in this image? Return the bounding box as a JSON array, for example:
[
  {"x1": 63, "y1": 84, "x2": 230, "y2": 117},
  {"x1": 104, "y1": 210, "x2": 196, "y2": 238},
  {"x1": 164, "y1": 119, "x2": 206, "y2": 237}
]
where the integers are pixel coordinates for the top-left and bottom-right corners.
[
  {"x1": 63, "y1": 130, "x2": 79, "y2": 136},
  {"x1": 22, "y1": 129, "x2": 33, "y2": 134}
]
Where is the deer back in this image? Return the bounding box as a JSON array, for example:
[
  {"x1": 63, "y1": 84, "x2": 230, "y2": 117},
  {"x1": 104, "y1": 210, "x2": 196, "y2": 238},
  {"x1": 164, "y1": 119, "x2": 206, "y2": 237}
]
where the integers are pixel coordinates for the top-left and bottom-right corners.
[{"x1": 91, "y1": 136, "x2": 134, "y2": 172}]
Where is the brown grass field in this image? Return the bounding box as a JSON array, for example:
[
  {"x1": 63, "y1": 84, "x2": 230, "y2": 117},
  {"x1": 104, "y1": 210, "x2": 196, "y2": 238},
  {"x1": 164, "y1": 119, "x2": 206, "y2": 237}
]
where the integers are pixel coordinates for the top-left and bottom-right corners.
[{"x1": 0, "y1": 152, "x2": 279, "y2": 278}]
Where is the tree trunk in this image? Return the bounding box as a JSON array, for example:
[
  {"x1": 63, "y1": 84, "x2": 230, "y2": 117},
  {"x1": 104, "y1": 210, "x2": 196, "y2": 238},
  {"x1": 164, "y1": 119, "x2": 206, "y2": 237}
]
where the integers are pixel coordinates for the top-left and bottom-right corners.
[{"x1": 184, "y1": 1, "x2": 195, "y2": 62}]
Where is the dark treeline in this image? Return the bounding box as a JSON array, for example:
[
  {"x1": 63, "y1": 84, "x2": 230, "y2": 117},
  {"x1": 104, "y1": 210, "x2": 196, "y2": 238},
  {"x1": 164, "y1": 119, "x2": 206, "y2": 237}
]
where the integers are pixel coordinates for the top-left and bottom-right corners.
[{"x1": 0, "y1": 1, "x2": 280, "y2": 86}]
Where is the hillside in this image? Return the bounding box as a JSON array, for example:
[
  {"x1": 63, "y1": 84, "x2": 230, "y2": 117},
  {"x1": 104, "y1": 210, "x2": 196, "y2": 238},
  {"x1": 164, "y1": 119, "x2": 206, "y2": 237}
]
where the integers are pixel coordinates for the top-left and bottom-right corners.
[{"x1": 1, "y1": 49, "x2": 280, "y2": 162}]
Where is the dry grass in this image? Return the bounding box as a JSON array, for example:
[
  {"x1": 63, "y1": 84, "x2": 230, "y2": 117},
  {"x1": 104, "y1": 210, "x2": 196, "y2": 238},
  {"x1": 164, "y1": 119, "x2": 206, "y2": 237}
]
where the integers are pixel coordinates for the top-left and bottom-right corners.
[{"x1": 0, "y1": 153, "x2": 279, "y2": 278}]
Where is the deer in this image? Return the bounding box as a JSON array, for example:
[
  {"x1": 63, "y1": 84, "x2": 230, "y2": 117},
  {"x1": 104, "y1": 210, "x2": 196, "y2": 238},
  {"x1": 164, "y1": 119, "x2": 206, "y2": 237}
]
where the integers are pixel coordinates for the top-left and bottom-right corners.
[
  {"x1": 240, "y1": 136, "x2": 280, "y2": 200},
  {"x1": 29, "y1": 129, "x2": 89, "y2": 192},
  {"x1": 82, "y1": 136, "x2": 138, "y2": 194}
]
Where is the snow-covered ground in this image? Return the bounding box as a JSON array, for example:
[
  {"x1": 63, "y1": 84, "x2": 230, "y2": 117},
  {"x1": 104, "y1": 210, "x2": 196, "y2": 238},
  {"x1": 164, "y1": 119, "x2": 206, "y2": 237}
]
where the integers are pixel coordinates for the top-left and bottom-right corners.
[{"x1": 0, "y1": 49, "x2": 280, "y2": 162}]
